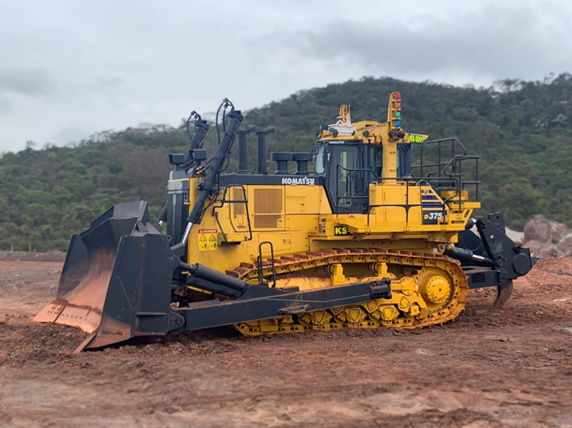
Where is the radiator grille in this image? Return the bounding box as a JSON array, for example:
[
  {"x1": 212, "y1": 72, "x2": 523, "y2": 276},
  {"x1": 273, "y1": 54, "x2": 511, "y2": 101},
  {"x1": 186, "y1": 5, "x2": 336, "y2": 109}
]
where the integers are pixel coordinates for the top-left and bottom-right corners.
[
  {"x1": 232, "y1": 187, "x2": 246, "y2": 217},
  {"x1": 253, "y1": 188, "x2": 282, "y2": 229}
]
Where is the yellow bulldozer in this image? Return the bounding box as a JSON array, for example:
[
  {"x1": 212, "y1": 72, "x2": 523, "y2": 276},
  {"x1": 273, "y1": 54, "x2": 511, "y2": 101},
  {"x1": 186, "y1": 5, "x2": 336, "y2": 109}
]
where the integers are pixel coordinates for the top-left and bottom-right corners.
[{"x1": 35, "y1": 94, "x2": 535, "y2": 352}]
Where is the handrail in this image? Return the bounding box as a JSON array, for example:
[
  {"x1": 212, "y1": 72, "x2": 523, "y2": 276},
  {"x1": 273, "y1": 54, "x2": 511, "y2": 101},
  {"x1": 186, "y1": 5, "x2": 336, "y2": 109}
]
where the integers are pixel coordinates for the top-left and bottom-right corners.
[
  {"x1": 212, "y1": 185, "x2": 253, "y2": 241},
  {"x1": 330, "y1": 137, "x2": 479, "y2": 222},
  {"x1": 410, "y1": 137, "x2": 480, "y2": 202}
]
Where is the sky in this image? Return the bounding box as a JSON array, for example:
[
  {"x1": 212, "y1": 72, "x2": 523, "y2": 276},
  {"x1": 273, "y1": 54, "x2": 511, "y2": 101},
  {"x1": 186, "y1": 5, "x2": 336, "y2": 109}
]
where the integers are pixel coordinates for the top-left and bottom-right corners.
[{"x1": 1, "y1": 0, "x2": 571, "y2": 153}]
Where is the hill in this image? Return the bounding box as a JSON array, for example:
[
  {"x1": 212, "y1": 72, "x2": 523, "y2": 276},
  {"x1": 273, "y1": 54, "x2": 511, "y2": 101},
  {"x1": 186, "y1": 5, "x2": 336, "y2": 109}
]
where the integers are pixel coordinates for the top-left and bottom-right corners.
[{"x1": 1, "y1": 74, "x2": 572, "y2": 251}]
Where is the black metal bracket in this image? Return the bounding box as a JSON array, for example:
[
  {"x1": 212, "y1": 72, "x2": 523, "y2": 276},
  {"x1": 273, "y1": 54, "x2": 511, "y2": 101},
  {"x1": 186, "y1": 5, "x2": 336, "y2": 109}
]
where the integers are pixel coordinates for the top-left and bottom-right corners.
[{"x1": 455, "y1": 212, "x2": 535, "y2": 311}]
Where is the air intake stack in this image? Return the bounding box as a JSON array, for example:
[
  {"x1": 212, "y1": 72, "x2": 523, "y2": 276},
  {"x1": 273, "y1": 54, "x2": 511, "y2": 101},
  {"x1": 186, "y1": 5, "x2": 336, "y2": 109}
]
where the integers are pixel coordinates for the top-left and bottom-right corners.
[
  {"x1": 237, "y1": 127, "x2": 256, "y2": 174},
  {"x1": 256, "y1": 128, "x2": 275, "y2": 174}
]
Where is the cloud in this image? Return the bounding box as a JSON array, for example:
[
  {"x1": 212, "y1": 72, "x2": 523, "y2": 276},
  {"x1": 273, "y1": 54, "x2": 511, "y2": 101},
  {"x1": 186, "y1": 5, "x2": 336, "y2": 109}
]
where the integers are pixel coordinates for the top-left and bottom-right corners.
[
  {"x1": 52, "y1": 120, "x2": 100, "y2": 145},
  {"x1": 97, "y1": 76, "x2": 126, "y2": 87},
  {"x1": 0, "y1": 96, "x2": 10, "y2": 113},
  {"x1": 0, "y1": 0, "x2": 571, "y2": 153},
  {"x1": 276, "y1": 2, "x2": 572, "y2": 86},
  {"x1": 0, "y1": 68, "x2": 57, "y2": 97}
]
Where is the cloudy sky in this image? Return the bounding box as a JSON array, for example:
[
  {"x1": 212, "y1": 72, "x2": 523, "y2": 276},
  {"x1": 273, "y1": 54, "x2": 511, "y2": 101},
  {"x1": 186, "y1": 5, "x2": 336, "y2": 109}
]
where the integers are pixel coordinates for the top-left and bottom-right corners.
[{"x1": 1, "y1": 0, "x2": 571, "y2": 153}]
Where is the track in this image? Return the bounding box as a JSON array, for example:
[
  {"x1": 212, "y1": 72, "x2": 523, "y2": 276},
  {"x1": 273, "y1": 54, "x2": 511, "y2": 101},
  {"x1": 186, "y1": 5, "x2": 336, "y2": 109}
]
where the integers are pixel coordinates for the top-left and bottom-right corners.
[{"x1": 225, "y1": 249, "x2": 469, "y2": 336}]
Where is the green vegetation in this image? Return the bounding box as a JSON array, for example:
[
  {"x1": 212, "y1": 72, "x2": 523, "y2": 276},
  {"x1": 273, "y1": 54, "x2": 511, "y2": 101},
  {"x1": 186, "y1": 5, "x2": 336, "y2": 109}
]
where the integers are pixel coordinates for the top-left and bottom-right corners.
[{"x1": 1, "y1": 74, "x2": 571, "y2": 251}]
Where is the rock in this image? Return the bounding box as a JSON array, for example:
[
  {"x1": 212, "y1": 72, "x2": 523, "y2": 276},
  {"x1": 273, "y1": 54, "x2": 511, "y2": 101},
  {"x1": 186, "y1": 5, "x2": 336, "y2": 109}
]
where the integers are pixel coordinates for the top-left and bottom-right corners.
[
  {"x1": 523, "y1": 239, "x2": 559, "y2": 257},
  {"x1": 558, "y1": 233, "x2": 572, "y2": 255},
  {"x1": 522, "y1": 215, "x2": 572, "y2": 256},
  {"x1": 523, "y1": 215, "x2": 571, "y2": 245}
]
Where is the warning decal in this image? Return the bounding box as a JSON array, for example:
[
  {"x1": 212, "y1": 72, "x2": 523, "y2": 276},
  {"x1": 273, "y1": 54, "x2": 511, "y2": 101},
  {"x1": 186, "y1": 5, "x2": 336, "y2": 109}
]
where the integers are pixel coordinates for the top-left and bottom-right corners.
[{"x1": 198, "y1": 229, "x2": 218, "y2": 251}]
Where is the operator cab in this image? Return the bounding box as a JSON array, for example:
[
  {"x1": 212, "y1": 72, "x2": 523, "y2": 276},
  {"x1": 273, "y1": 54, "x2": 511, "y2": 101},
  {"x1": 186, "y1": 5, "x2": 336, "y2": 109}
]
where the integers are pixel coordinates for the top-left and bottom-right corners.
[
  {"x1": 313, "y1": 141, "x2": 384, "y2": 214},
  {"x1": 312, "y1": 94, "x2": 421, "y2": 215}
]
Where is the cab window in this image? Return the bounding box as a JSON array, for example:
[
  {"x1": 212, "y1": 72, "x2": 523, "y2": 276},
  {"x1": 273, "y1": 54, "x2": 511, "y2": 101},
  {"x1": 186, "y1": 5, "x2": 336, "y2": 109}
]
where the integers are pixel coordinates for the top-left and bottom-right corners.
[
  {"x1": 368, "y1": 146, "x2": 382, "y2": 181},
  {"x1": 314, "y1": 144, "x2": 326, "y2": 174},
  {"x1": 329, "y1": 145, "x2": 359, "y2": 206}
]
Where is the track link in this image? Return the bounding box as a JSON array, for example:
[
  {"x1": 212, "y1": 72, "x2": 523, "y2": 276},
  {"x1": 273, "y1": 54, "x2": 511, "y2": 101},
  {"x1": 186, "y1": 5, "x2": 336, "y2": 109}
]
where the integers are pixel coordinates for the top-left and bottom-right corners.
[{"x1": 226, "y1": 249, "x2": 469, "y2": 336}]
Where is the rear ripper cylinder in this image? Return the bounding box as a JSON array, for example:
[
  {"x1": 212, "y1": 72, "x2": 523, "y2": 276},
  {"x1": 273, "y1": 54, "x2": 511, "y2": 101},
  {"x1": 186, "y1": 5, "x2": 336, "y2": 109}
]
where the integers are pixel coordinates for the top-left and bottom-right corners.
[{"x1": 445, "y1": 246, "x2": 493, "y2": 265}]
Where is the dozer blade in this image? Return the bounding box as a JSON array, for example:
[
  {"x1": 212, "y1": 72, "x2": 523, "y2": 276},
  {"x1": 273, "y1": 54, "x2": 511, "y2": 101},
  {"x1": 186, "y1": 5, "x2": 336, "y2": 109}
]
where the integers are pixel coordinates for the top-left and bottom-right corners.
[{"x1": 34, "y1": 201, "x2": 180, "y2": 352}]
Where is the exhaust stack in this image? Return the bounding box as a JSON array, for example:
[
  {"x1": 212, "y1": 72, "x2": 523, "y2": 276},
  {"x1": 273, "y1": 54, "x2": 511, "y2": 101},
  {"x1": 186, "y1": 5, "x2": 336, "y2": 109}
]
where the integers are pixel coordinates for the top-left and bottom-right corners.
[
  {"x1": 271, "y1": 152, "x2": 292, "y2": 174},
  {"x1": 293, "y1": 152, "x2": 312, "y2": 175}
]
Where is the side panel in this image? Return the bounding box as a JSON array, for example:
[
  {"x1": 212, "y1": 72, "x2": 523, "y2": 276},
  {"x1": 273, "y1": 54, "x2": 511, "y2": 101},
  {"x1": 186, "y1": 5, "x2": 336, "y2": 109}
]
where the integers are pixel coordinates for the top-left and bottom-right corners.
[
  {"x1": 186, "y1": 183, "x2": 332, "y2": 273},
  {"x1": 184, "y1": 179, "x2": 477, "y2": 274},
  {"x1": 369, "y1": 182, "x2": 422, "y2": 231},
  {"x1": 165, "y1": 178, "x2": 189, "y2": 244}
]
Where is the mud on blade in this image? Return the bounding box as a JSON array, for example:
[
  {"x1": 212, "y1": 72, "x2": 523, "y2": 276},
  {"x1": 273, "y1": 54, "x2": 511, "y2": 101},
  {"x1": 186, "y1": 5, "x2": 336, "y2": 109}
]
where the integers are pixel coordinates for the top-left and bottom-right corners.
[{"x1": 34, "y1": 201, "x2": 177, "y2": 351}]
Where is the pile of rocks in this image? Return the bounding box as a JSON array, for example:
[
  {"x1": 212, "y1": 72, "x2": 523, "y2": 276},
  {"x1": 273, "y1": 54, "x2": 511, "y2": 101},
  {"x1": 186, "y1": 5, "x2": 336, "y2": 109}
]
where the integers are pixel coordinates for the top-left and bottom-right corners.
[{"x1": 521, "y1": 215, "x2": 572, "y2": 257}]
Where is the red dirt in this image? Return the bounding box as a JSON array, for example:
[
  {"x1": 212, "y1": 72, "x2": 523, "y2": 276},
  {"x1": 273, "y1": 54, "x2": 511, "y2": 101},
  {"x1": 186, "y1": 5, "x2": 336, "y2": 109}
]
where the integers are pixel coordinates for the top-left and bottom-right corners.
[
  {"x1": 1, "y1": 255, "x2": 572, "y2": 427},
  {"x1": 0, "y1": 250, "x2": 66, "y2": 263}
]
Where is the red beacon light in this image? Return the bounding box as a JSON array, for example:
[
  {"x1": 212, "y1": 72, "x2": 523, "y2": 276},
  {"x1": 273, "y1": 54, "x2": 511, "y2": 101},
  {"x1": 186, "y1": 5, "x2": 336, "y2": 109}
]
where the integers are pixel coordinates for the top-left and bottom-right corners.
[{"x1": 394, "y1": 92, "x2": 401, "y2": 100}]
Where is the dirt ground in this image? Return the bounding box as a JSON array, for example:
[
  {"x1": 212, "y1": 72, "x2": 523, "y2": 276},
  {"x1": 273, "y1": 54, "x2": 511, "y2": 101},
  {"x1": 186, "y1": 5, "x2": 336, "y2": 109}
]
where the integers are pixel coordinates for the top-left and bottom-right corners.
[{"x1": 1, "y1": 254, "x2": 572, "y2": 427}]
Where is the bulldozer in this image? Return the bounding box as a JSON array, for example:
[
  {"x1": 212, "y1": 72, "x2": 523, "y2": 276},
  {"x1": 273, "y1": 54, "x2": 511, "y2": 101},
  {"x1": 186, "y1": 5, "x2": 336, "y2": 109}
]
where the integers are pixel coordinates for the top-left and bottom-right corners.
[{"x1": 34, "y1": 94, "x2": 536, "y2": 353}]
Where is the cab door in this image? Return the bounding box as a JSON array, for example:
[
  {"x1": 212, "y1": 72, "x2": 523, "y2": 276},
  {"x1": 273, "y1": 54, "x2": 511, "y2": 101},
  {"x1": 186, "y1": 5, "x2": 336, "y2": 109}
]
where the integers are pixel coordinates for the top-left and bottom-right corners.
[{"x1": 325, "y1": 143, "x2": 367, "y2": 214}]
